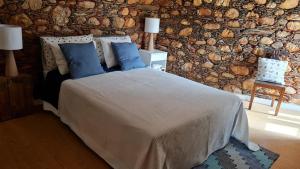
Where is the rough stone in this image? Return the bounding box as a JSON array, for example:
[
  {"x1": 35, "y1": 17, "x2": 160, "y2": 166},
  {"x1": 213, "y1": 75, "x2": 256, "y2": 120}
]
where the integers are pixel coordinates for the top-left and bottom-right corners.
[
  {"x1": 276, "y1": 31, "x2": 290, "y2": 38},
  {"x1": 255, "y1": 0, "x2": 266, "y2": 5},
  {"x1": 171, "y1": 41, "x2": 183, "y2": 48},
  {"x1": 35, "y1": 19, "x2": 48, "y2": 26},
  {"x1": 119, "y1": 7, "x2": 129, "y2": 16},
  {"x1": 243, "y1": 3, "x2": 254, "y2": 10},
  {"x1": 259, "y1": 17, "x2": 275, "y2": 26},
  {"x1": 266, "y1": 2, "x2": 276, "y2": 8},
  {"x1": 272, "y1": 42, "x2": 284, "y2": 49},
  {"x1": 182, "y1": 63, "x2": 193, "y2": 72},
  {"x1": 231, "y1": 66, "x2": 249, "y2": 76},
  {"x1": 78, "y1": 1, "x2": 95, "y2": 9},
  {"x1": 287, "y1": 14, "x2": 300, "y2": 21},
  {"x1": 224, "y1": 84, "x2": 242, "y2": 93},
  {"x1": 128, "y1": 0, "x2": 138, "y2": 4},
  {"x1": 252, "y1": 47, "x2": 265, "y2": 56},
  {"x1": 215, "y1": 0, "x2": 230, "y2": 7},
  {"x1": 203, "y1": 23, "x2": 220, "y2": 30},
  {"x1": 180, "y1": 19, "x2": 190, "y2": 25},
  {"x1": 37, "y1": 26, "x2": 47, "y2": 32},
  {"x1": 214, "y1": 11, "x2": 223, "y2": 18},
  {"x1": 0, "y1": 0, "x2": 4, "y2": 7},
  {"x1": 221, "y1": 29, "x2": 234, "y2": 38},
  {"x1": 220, "y1": 45, "x2": 231, "y2": 52},
  {"x1": 275, "y1": 10, "x2": 285, "y2": 16},
  {"x1": 294, "y1": 34, "x2": 300, "y2": 40},
  {"x1": 76, "y1": 16, "x2": 86, "y2": 24},
  {"x1": 286, "y1": 42, "x2": 300, "y2": 53},
  {"x1": 242, "y1": 79, "x2": 255, "y2": 90},
  {"x1": 193, "y1": 0, "x2": 202, "y2": 6},
  {"x1": 52, "y1": 6, "x2": 71, "y2": 26},
  {"x1": 202, "y1": 61, "x2": 213, "y2": 68},
  {"x1": 113, "y1": 17, "x2": 125, "y2": 29},
  {"x1": 22, "y1": 0, "x2": 43, "y2": 10},
  {"x1": 285, "y1": 87, "x2": 297, "y2": 94},
  {"x1": 198, "y1": 8, "x2": 211, "y2": 16},
  {"x1": 206, "y1": 76, "x2": 218, "y2": 83},
  {"x1": 9, "y1": 14, "x2": 33, "y2": 28},
  {"x1": 207, "y1": 38, "x2": 216, "y2": 45},
  {"x1": 179, "y1": 27, "x2": 193, "y2": 37},
  {"x1": 208, "y1": 52, "x2": 221, "y2": 63},
  {"x1": 260, "y1": 37, "x2": 273, "y2": 45},
  {"x1": 168, "y1": 55, "x2": 176, "y2": 62},
  {"x1": 101, "y1": 18, "x2": 110, "y2": 27},
  {"x1": 225, "y1": 8, "x2": 239, "y2": 19},
  {"x1": 124, "y1": 18, "x2": 135, "y2": 28},
  {"x1": 239, "y1": 37, "x2": 248, "y2": 45},
  {"x1": 88, "y1": 17, "x2": 100, "y2": 26},
  {"x1": 90, "y1": 29, "x2": 102, "y2": 36},
  {"x1": 279, "y1": 0, "x2": 299, "y2": 9},
  {"x1": 222, "y1": 73, "x2": 235, "y2": 78},
  {"x1": 287, "y1": 22, "x2": 300, "y2": 31},
  {"x1": 165, "y1": 27, "x2": 174, "y2": 34},
  {"x1": 227, "y1": 21, "x2": 240, "y2": 28},
  {"x1": 197, "y1": 49, "x2": 206, "y2": 55}
]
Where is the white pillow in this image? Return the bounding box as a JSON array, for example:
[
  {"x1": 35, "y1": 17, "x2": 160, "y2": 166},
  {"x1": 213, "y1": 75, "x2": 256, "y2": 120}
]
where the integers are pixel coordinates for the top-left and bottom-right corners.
[
  {"x1": 50, "y1": 41, "x2": 97, "y2": 75},
  {"x1": 99, "y1": 36, "x2": 132, "y2": 68},
  {"x1": 256, "y1": 58, "x2": 288, "y2": 85},
  {"x1": 40, "y1": 35, "x2": 94, "y2": 75},
  {"x1": 93, "y1": 37, "x2": 106, "y2": 63}
]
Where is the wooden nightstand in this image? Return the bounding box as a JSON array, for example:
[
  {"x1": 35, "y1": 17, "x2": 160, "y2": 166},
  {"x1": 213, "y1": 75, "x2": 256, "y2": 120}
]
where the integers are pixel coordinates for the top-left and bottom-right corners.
[
  {"x1": 139, "y1": 49, "x2": 168, "y2": 71},
  {"x1": 0, "y1": 75, "x2": 33, "y2": 122}
]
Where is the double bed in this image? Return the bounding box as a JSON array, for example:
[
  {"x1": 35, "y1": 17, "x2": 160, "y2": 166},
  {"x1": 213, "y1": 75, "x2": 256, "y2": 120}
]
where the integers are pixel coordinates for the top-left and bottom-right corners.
[
  {"x1": 41, "y1": 35, "x2": 258, "y2": 169},
  {"x1": 43, "y1": 68, "x2": 258, "y2": 169}
]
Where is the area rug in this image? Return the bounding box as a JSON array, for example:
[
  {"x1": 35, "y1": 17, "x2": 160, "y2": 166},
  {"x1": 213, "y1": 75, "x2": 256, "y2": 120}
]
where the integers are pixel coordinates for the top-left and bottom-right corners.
[{"x1": 193, "y1": 138, "x2": 279, "y2": 169}]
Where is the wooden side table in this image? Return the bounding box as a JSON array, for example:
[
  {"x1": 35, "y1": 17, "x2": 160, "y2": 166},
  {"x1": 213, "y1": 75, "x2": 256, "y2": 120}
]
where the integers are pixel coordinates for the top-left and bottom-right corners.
[
  {"x1": 0, "y1": 75, "x2": 33, "y2": 122},
  {"x1": 248, "y1": 81, "x2": 285, "y2": 116}
]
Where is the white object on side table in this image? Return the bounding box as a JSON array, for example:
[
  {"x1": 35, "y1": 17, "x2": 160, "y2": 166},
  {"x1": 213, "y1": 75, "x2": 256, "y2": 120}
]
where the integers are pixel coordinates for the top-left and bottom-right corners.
[{"x1": 139, "y1": 49, "x2": 167, "y2": 71}]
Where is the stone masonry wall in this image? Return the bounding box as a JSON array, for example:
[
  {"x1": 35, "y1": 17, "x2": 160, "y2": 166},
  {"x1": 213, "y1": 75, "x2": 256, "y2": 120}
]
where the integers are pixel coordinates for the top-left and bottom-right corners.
[
  {"x1": 0, "y1": 0, "x2": 299, "y2": 103},
  {"x1": 157, "y1": 0, "x2": 300, "y2": 104}
]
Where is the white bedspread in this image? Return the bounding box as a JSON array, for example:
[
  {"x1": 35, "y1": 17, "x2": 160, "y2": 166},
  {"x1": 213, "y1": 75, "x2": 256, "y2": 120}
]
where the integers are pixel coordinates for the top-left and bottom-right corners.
[{"x1": 59, "y1": 68, "x2": 258, "y2": 169}]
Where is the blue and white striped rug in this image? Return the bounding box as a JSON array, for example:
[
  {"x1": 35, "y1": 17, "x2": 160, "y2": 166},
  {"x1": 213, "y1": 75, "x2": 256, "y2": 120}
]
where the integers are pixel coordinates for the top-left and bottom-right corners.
[{"x1": 193, "y1": 138, "x2": 279, "y2": 169}]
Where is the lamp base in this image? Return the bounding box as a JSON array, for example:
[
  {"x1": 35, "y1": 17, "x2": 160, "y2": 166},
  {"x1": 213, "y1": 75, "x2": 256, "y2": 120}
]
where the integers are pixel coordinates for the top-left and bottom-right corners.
[
  {"x1": 5, "y1": 50, "x2": 19, "y2": 77},
  {"x1": 148, "y1": 33, "x2": 155, "y2": 51}
]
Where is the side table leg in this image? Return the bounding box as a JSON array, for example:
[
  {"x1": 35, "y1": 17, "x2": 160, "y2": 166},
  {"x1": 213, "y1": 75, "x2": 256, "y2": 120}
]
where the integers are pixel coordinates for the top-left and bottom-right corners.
[
  {"x1": 271, "y1": 97, "x2": 275, "y2": 107},
  {"x1": 275, "y1": 88, "x2": 285, "y2": 116},
  {"x1": 249, "y1": 84, "x2": 256, "y2": 110}
]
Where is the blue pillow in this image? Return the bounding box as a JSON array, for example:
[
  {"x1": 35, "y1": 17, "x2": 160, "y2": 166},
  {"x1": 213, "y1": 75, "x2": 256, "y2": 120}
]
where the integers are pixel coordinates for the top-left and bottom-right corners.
[
  {"x1": 59, "y1": 42, "x2": 105, "y2": 79},
  {"x1": 111, "y1": 42, "x2": 145, "y2": 71}
]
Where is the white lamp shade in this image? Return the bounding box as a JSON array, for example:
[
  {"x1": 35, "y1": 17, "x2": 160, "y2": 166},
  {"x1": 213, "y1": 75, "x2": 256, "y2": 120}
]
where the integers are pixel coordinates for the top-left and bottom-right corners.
[
  {"x1": 0, "y1": 24, "x2": 23, "y2": 50},
  {"x1": 144, "y1": 18, "x2": 160, "y2": 33}
]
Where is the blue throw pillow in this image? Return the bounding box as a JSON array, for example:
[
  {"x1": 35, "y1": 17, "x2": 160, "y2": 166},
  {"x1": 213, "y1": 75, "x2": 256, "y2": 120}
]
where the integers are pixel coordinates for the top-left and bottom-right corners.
[
  {"x1": 59, "y1": 42, "x2": 105, "y2": 79},
  {"x1": 111, "y1": 42, "x2": 145, "y2": 71}
]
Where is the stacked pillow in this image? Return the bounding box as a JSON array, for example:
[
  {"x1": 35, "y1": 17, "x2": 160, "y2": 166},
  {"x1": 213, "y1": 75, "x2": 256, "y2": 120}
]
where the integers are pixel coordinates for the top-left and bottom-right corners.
[{"x1": 41, "y1": 34, "x2": 145, "y2": 79}]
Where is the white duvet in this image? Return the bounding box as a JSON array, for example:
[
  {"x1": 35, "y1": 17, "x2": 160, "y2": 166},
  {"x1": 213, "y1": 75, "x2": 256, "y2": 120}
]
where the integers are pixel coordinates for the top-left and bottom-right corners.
[{"x1": 59, "y1": 68, "x2": 258, "y2": 169}]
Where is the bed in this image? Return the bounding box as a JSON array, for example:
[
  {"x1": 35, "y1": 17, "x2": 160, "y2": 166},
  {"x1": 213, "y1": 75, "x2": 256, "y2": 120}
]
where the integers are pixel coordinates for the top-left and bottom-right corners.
[
  {"x1": 56, "y1": 68, "x2": 258, "y2": 169},
  {"x1": 40, "y1": 35, "x2": 258, "y2": 169}
]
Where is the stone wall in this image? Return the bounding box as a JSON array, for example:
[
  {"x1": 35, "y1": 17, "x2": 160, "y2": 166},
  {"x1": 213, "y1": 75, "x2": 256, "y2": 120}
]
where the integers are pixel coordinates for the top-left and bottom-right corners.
[
  {"x1": 158, "y1": 0, "x2": 300, "y2": 104},
  {"x1": 0, "y1": 0, "x2": 299, "y2": 103}
]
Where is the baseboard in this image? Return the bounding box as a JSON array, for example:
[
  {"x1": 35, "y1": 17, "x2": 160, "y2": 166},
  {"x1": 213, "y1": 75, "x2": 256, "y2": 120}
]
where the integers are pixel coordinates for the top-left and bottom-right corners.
[{"x1": 236, "y1": 94, "x2": 300, "y2": 112}]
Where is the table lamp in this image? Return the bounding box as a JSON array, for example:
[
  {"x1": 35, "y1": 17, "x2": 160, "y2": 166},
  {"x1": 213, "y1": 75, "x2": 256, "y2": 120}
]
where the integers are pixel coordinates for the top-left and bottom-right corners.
[
  {"x1": 144, "y1": 18, "x2": 160, "y2": 51},
  {"x1": 0, "y1": 24, "x2": 23, "y2": 77}
]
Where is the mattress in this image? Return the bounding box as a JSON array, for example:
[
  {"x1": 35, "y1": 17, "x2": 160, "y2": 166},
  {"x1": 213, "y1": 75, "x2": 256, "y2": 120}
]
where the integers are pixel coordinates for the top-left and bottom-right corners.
[{"x1": 58, "y1": 68, "x2": 258, "y2": 169}]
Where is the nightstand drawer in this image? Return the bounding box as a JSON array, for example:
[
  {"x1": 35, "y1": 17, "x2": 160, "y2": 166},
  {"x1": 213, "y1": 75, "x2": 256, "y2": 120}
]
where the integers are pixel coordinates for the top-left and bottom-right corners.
[
  {"x1": 150, "y1": 53, "x2": 167, "y2": 61},
  {"x1": 139, "y1": 49, "x2": 168, "y2": 71}
]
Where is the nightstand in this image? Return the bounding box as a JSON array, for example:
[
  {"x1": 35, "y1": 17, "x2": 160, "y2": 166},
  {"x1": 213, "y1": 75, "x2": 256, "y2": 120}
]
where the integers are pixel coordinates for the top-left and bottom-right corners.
[
  {"x1": 0, "y1": 75, "x2": 33, "y2": 122},
  {"x1": 139, "y1": 49, "x2": 168, "y2": 71}
]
